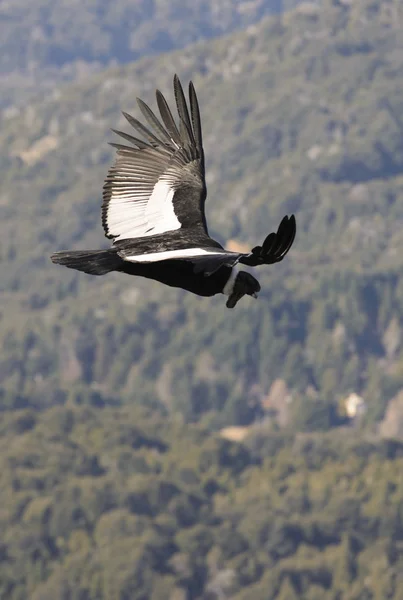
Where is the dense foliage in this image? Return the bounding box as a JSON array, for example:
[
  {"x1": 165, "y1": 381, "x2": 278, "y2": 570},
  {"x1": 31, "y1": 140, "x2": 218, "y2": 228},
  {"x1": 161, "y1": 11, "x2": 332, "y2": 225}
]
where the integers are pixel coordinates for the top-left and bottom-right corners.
[
  {"x1": 2, "y1": 402, "x2": 403, "y2": 599},
  {"x1": 2, "y1": 0, "x2": 403, "y2": 431},
  {"x1": 2, "y1": 1, "x2": 403, "y2": 598},
  {"x1": 0, "y1": 0, "x2": 303, "y2": 109}
]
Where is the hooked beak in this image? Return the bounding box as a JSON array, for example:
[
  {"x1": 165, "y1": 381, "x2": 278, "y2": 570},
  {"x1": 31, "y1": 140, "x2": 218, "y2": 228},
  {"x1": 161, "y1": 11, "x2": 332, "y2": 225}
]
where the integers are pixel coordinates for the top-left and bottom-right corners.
[
  {"x1": 226, "y1": 290, "x2": 259, "y2": 308},
  {"x1": 226, "y1": 290, "x2": 245, "y2": 309}
]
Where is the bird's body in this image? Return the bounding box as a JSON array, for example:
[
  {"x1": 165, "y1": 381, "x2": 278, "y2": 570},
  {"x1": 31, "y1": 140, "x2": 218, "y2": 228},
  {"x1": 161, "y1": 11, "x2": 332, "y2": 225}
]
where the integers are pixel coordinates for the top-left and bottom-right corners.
[
  {"x1": 51, "y1": 75, "x2": 296, "y2": 308},
  {"x1": 123, "y1": 258, "x2": 235, "y2": 298}
]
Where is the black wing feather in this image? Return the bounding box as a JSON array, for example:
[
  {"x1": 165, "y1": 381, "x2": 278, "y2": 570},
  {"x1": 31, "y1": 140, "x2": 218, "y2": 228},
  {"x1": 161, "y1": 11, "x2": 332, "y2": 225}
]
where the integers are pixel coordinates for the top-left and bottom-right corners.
[
  {"x1": 110, "y1": 129, "x2": 152, "y2": 150},
  {"x1": 173, "y1": 75, "x2": 195, "y2": 147},
  {"x1": 121, "y1": 111, "x2": 169, "y2": 149},
  {"x1": 156, "y1": 90, "x2": 182, "y2": 147},
  {"x1": 189, "y1": 81, "x2": 203, "y2": 154},
  {"x1": 136, "y1": 98, "x2": 176, "y2": 147},
  {"x1": 240, "y1": 215, "x2": 296, "y2": 267}
]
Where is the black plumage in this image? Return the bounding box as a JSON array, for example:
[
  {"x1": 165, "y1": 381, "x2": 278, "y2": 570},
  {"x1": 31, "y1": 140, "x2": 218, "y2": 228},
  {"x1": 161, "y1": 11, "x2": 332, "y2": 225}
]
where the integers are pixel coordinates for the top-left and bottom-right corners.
[{"x1": 51, "y1": 75, "x2": 296, "y2": 308}]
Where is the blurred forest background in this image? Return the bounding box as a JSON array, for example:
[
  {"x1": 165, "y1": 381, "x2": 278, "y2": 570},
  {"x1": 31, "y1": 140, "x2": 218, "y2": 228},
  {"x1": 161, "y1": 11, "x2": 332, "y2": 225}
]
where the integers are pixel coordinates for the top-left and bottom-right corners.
[{"x1": 2, "y1": 0, "x2": 403, "y2": 598}]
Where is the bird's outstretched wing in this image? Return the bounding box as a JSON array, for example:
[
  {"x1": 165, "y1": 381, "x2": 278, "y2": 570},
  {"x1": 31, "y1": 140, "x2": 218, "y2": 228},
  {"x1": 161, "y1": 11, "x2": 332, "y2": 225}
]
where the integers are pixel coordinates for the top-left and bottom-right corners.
[
  {"x1": 188, "y1": 214, "x2": 296, "y2": 273},
  {"x1": 239, "y1": 215, "x2": 296, "y2": 267},
  {"x1": 117, "y1": 214, "x2": 296, "y2": 275},
  {"x1": 102, "y1": 75, "x2": 207, "y2": 242}
]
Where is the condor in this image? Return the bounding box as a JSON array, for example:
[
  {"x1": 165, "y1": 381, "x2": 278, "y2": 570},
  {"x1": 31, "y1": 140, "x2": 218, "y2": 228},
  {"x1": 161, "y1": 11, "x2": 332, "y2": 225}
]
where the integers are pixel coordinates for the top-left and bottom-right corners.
[{"x1": 51, "y1": 75, "x2": 296, "y2": 308}]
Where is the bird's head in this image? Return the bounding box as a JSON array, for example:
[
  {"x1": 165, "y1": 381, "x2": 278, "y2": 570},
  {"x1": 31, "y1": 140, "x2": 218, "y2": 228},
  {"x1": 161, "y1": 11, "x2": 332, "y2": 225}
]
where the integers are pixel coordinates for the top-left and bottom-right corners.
[{"x1": 226, "y1": 271, "x2": 261, "y2": 308}]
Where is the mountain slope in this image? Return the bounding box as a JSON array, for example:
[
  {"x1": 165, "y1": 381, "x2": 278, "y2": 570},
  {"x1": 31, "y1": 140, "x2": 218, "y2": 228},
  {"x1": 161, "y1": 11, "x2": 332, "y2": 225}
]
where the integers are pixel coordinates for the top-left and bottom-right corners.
[
  {"x1": 0, "y1": 0, "x2": 305, "y2": 108},
  {"x1": 2, "y1": 0, "x2": 403, "y2": 428},
  {"x1": 2, "y1": 404, "x2": 403, "y2": 600}
]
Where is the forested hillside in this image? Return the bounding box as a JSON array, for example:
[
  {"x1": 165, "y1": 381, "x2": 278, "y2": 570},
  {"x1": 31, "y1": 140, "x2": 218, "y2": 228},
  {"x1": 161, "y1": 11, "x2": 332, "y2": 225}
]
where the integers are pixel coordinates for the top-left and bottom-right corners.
[
  {"x1": 2, "y1": 404, "x2": 403, "y2": 599},
  {"x1": 2, "y1": 0, "x2": 403, "y2": 430},
  {"x1": 0, "y1": 0, "x2": 304, "y2": 109},
  {"x1": 3, "y1": 0, "x2": 403, "y2": 597}
]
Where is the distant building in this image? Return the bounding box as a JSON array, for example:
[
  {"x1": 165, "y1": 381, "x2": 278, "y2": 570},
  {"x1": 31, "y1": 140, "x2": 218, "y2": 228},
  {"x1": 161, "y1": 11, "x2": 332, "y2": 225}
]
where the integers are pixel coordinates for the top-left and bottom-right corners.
[{"x1": 344, "y1": 393, "x2": 366, "y2": 419}]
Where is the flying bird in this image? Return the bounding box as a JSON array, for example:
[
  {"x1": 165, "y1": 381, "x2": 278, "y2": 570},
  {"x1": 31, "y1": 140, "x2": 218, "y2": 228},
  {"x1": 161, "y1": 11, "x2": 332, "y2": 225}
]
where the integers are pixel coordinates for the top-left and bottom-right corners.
[{"x1": 51, "y1": 75, "x2": 296, "y2": 308}]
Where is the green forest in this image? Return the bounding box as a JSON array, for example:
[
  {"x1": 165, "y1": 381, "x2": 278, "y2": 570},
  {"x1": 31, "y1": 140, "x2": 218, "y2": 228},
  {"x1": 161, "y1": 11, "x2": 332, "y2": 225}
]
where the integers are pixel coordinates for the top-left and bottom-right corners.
[
  {"x1": 2, "y1": 0, "x2": 403, "y2": 597},
  {"x1": 3, "y1": 403, "x2": 403, "y2": 599},
  {"x1": 2, "y1": 0, "x2": 403, "y2": 428},
  {"x1": 0, "y1": 0, "x2": 304, "y2": 109}
]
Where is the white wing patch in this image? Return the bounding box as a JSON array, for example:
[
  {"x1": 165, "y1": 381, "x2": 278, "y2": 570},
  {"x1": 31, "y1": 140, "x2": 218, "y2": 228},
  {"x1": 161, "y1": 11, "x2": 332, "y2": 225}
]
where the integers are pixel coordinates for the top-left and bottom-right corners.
[
  {"x1": 145, "y1": 178, "x2": 179, "y2": 236},
  {"x1": 123, "y1": 248, "x2": 221, "y2": 263},
  {"x1": 106, "y1": 175, "x2": 181, "y2": 242},
  {"x1": 103, "y1": 78, "x2": 207, "y2": 242}
]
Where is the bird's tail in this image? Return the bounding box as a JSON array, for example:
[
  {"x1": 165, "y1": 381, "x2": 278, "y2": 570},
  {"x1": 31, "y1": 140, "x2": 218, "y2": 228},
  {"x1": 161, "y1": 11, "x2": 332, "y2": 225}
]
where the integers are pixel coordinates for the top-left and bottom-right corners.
[{"x1": 50, "y1": 248, "x2": 122, "y2": 275}]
